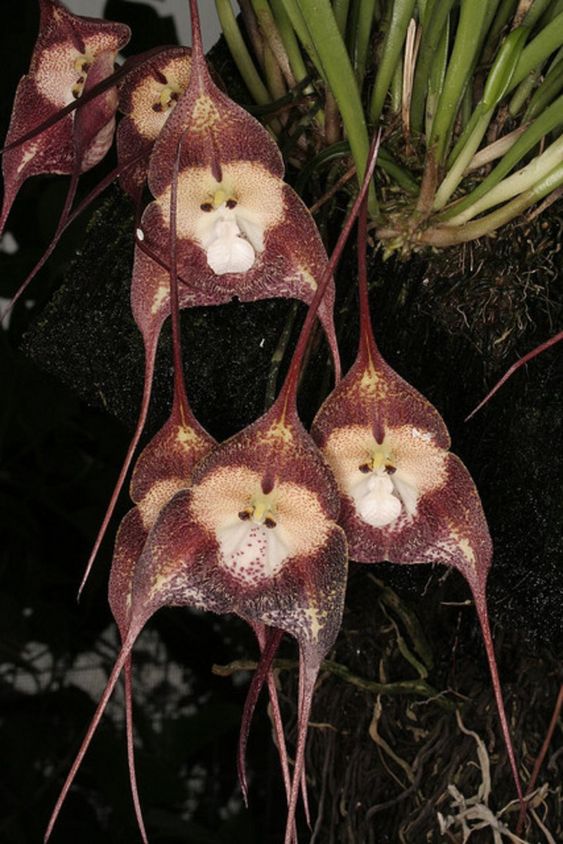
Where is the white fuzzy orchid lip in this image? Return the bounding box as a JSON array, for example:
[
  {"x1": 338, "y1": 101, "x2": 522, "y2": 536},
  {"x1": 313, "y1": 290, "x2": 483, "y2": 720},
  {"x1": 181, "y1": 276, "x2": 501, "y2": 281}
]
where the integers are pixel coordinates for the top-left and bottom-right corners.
[
  {"x1": 199, "y1": 196, "x2": 260, "y2": 275},
  {"x1": 216, "y1": 489, "x2": 289, "y2": 583},
  {"x1": 350, "y1": 469, "x2": 402, "y2": 527},
  {"x1": 159, "y1": 162, "x2": 285, "y2": 276},
  {"x1": 218, "y1": 518, "x2": 290, "y2": 584},
  {"x1": 205, "y1": 213, "x2": 255, "y2": 274}
]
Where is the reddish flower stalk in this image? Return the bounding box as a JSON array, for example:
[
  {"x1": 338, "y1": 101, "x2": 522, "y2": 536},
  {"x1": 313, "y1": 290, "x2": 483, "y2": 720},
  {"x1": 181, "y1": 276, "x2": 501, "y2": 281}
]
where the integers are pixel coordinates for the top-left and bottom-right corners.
[{"x1": 311, "y1": 195, "x2": 526, "y2": 822}]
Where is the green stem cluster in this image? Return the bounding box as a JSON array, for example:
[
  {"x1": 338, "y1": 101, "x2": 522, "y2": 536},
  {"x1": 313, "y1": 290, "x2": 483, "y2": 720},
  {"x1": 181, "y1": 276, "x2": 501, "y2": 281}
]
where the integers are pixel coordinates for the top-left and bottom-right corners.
[{"x1": 217, "y1": 0, "x2": 563, "y2": 253}]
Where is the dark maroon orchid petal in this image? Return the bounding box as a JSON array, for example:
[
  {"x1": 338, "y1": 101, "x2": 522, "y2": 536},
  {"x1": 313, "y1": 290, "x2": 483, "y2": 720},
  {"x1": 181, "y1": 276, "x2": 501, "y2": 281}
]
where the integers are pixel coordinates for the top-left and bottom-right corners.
[
  {"x1": 134, "y1": 179, "x2": 339, "y2": 358},
  {"x1": 238, "y1": 625, "x2": 309, "y2": 835},
  {"x1": 117, "y1": 47, "x2": 192, "y2": 208},
  {"x1": 311, "y1": 199, "x2": 525, "y2": 816},
  {"x1": 97, "y1": 401, "x2": 215, "y2": 842},
  {"x1": 44, "y1": 623, "x2": 148, "y2": 844},
  {"x1": 0, "y1": 0, "x2": 129, "y2": 237},
  {"x1": 0, "y1": 149, "x2": 146, "y2": 324},
  {"x1": 238, "y1": 626, "x2": 285, "y2": 802}
]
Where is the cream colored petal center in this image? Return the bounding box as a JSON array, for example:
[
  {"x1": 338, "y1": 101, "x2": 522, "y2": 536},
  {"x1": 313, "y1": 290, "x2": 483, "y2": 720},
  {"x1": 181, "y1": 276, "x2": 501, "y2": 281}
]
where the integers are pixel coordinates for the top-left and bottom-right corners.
[
  {"x1": 323, "y1": 424, "x2": 447, "y2": 527},
  {"x1": 129, "y1": 57, "x2": 191, "y2": 140},
  {"x1": 158, "y1": 163, "x2": 284, "y2": 266},
  {"x1": 190, "y1": 465, "x2": 330, "y2": 584}
]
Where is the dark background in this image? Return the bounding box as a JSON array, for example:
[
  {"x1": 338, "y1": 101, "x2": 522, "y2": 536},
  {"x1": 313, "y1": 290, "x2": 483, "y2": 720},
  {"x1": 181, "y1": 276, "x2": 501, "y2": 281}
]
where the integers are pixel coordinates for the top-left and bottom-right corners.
[{"x1": 1, "y1": 2, "x2": 561, "y2": 842}]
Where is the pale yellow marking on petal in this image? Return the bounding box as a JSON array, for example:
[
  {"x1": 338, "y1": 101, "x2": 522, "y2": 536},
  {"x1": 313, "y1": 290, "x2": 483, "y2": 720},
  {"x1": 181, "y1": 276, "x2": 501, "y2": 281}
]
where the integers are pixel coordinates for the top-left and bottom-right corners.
[
  {"x1": 151, "y1": 282, "x2": 169, "y2": 315},
  {"x1": 138, "y1": 478, "x2": 186, "y2": 530},
  {"x1": 177, "y1": 425, "x2": 202, "y2": 449},
  {"x1": 257, "y1": 418, "x2": 294, "y2": 446},
  {"x1": 305, "y1": 606, "x2": 323, "y2": 640},
  {"x1": 359, "y1": 358, "x2": 387, "y2": 398},
  {"x1": 16, "y1": 143, "x2": 39, "y2": 173},
  {"x1": 448, "y1": 527, "x2": 477, "y2": 569},
  {"x1": 191, "y1": 95, "x2": 220, "y2": 133},
  {"x1": 296, "y1": 267, "x2": 316, "y2": 291}
]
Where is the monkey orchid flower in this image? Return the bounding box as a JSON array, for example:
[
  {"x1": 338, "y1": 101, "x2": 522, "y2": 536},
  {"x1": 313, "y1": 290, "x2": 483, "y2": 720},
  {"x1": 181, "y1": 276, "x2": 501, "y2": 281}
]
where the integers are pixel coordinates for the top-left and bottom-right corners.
[
  {"x1": 116, "y1": 46, "x2": 192, "y2": 212},
  {"x1": 79, "y1": 0, "x2": 339, "y2": 594},
  {"x1": 130, "y1": 0, "x2": 339, "y2": 378},
  {"x1": 311, "y1": 201, "x2": 526, "y2": 819},
  {"x1": 140, "y1": 1, "x2": 338, "y2": 356},
  {"x1": 0, "y1": 0, "x2": 130, "y2": 239}
]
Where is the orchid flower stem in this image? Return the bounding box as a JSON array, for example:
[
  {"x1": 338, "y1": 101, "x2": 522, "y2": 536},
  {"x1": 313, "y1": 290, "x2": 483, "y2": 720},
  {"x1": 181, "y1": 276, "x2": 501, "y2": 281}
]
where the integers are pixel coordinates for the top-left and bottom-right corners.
[
  {"x1": 437, "y1": 93, "x2": 563, "y2": 222},
  {"x1": 523, "y1": 684, "x2": 563, "y2": 799},
  {"x1": 280, "y1": 130, "x2": 381, "y2": 409},
  {"x1": 369, "y1": 0, "x2": 416, "y2": 122},
  {"x1": 264, "y1": 301, "x2": 300, "y2": 409},
  {"x1": 212, "y1": 657, "x2": 455, "y2": 709},
  {"x1": 418, "y1": 158, "x2": 563, "y2": 246},
  {"x1": 294, "y1": 0, "x2": 378, "y2": 217},
  {"x1": 466, "y1": 330, "x2": 563, "y2": 420},
  {"x1": 428, "y1": 0, "x2": 489, "y2": 165},
  {"x1": 0, "y1": 150, "x2": 145, "y2": 324},
  {"x1": 169, "y1": 135, "x2": 190, "y2": 416},
  {"x1": 296, "y1": 140, "x2": 417, "y2": 195},
  {"x1": 214, "y1": 0, "x2": 272, "y2": 105}
]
